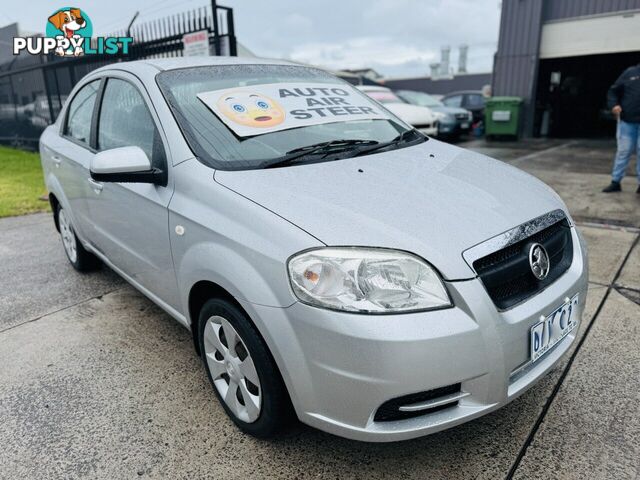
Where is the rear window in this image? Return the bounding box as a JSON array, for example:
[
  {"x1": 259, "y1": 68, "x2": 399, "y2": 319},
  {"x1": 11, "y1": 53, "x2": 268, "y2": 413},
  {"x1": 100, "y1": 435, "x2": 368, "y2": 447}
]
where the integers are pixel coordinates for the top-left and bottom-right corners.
[{"x1": 466, "y1": 94, "x2": 485, "y2": 107}]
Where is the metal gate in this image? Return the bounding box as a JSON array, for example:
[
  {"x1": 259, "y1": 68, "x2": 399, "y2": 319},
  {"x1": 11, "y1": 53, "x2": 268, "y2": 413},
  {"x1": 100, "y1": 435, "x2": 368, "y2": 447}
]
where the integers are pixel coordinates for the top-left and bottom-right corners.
[{"x1": 0, "y1": 3, "x2": 236, "y2": 149}]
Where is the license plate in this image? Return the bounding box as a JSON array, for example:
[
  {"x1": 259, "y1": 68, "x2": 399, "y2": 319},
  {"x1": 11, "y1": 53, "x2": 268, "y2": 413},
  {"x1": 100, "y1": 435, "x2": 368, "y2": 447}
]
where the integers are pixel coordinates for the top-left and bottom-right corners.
[
  {"x1": 530, "y1": 294, "x2": 579, "y2": 363},
  {"x1": 460, "y1": 122, "x2": 469, "y2": 129}
]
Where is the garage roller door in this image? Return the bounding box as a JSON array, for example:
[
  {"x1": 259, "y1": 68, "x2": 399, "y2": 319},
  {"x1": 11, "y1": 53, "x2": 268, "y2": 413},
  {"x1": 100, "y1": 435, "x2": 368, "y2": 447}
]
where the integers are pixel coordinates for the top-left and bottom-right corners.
[{"x1": 540, "y1": 11, "x2": 640, "y2": 59}]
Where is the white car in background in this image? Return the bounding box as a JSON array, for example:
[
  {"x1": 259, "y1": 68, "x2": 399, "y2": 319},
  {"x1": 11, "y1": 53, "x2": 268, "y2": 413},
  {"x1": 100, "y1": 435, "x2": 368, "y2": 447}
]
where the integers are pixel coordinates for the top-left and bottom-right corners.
[{"x1": 357, "y1": 85, "x2": 439, "y2": 137}]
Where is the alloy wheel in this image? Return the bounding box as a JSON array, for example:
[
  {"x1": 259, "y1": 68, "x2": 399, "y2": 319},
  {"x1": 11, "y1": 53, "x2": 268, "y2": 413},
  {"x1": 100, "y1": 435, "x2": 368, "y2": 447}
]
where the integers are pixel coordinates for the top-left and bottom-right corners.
[
  {"x1": 203, "y1": 315, "x2": 262, "y2": 423},
  {"x1": 58, "y1": 209, "x2": 77, "y2": 263}
]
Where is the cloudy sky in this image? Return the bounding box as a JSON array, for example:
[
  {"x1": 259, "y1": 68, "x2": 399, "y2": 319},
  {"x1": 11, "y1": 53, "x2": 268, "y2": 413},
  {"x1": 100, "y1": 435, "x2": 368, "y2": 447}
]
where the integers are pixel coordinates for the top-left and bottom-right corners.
[{"x1": 8, "y1": 0, "x2": 502, "y2": 78}]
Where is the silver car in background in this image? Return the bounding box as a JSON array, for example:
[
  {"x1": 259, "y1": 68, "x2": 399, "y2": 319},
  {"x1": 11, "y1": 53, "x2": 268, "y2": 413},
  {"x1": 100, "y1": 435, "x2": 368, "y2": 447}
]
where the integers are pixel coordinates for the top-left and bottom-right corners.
[
  {"x1": 40, "y1": 57, "x2": 588, "y2": 442},
  {"x1": 396, "y1": 89, "x2": 473, "y2": 139}
]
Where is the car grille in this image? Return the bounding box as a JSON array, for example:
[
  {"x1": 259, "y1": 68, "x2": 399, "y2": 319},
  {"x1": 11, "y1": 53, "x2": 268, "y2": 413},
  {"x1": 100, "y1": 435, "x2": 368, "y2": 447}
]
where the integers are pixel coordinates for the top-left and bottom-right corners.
[
  {"x1": 374, "y1": 383, "x2": 461, "y2": 422},
  {"x1": 416, "y1": 123, "x2": 434, "y2": 129},
  {"x1": 473, "y1": 218, "x2": 573, "y2": 310},
  {"x1": 455, "y1": 113, "x2": 468, "y2": 120}
]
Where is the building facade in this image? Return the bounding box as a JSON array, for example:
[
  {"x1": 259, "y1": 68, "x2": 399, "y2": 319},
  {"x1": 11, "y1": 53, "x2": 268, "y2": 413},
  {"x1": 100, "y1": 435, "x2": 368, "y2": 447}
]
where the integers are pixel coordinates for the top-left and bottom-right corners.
[
  {"x1": 382, "y1": 72, "x2": 493, "y2": 96},
  {"x1": 494, "y1": 0, "x2": 640, "y2": 137}
]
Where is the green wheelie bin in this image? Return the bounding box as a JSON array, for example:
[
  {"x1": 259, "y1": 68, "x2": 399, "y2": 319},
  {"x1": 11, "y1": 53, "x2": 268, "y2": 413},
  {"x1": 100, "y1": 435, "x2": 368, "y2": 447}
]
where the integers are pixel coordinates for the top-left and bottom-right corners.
[{"x1": 484, "y1": 96, "x2": 522, "y2": 139}]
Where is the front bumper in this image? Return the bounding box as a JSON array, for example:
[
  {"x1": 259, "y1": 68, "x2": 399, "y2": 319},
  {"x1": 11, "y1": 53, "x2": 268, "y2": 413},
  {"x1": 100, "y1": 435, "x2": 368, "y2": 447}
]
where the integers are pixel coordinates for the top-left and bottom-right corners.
[
  {"x1": 239, "y1": 227, "x2": 588, "y2": 442},
  {"x1": 417, "y1": 124, "x2": 438, "y2": 137},
  {"x1": 438, "y1": 119, "x2": 471, "y2": 136}
]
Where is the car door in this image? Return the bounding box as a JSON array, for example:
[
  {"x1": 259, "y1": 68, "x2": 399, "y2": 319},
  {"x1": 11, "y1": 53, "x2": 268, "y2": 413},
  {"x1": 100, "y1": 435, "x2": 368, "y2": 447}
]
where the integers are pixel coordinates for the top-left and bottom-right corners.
[
  {"x1": 88, "y1": 74, "x2": 180, "y2": 310},
  {"x1": 44, "y1": 79, "x2": 102, "y2": 241}
]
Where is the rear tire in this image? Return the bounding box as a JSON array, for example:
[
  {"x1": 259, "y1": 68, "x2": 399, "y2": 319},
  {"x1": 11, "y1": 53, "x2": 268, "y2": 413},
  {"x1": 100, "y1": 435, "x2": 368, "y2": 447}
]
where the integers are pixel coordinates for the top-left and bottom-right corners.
[
  {"x1": 198, "y1": 298, "x2": 292, "y2": 438},
  {"x1": 56, "y1": 205, "x2": 99, "y2": 272}
]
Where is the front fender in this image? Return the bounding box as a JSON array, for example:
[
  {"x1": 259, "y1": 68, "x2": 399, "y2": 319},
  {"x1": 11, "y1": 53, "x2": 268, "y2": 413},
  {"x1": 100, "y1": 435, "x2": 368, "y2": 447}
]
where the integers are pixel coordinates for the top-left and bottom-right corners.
[
  {"x1": 176, "y1": 241, "x2": 295, "y2": 311},
  {"x1": 169, "y1": 159, "x2": 324, "y2": 319}
]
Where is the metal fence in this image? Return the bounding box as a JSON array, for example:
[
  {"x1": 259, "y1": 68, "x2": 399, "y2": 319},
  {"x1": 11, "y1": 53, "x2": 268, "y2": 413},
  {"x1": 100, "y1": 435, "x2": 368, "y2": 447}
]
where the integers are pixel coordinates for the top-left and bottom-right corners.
[{"x1": 0, "y1": 3, "x2": 236, "y2": 149}]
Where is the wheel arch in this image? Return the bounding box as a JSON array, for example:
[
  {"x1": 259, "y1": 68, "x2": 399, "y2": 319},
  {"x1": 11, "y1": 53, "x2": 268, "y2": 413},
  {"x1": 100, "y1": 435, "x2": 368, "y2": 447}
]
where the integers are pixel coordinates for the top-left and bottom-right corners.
[
  {"x1": 188, "y1": 280, "x2": 248, "y2": 356},
  {"x1": 49, "y1": 192, "x2": 61, "y2": 232},
  {"x1": 44, "y1": 173, "x2": 81, "y2": 238},
  {"x1": 187, "y1": 279, "x2": 297, "y2": 414}
]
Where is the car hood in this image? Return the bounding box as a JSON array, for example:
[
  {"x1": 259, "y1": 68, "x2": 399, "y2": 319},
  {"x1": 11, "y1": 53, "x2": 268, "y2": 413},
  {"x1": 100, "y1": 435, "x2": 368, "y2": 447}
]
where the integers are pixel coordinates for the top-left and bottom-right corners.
[
  {"x1": 214, "y1": 140, "x2": 566, "y2": 280},
  {"x1": 382, "y1": 102, "x2": 435, "y2": 125}
]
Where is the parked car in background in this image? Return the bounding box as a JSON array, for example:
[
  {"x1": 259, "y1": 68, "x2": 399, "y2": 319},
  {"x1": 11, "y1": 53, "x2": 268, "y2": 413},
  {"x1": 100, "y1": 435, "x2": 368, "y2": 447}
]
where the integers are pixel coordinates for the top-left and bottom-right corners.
[
  {"x1": 356, "y1": 85, "x2": 438, "y2": 137},
  {"x1": 441, "y1": 90, "x2": 486, "y2": 124},
  {"x1": 396, "y1": 89, "x2": 472, "y2": 139},
  {"x1": 17, "y1": 95, "x2": 55, "y2": 129},
  {"x1": 40, "y1": 57, "x2": 588, "y2": 443}
]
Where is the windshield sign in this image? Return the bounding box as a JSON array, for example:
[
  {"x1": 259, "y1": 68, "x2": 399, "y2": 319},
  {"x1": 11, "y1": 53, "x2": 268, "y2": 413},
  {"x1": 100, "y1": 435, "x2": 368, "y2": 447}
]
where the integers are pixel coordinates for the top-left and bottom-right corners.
[{"x1": 197, "y1": 82, "x2": 390, "y2": 137}]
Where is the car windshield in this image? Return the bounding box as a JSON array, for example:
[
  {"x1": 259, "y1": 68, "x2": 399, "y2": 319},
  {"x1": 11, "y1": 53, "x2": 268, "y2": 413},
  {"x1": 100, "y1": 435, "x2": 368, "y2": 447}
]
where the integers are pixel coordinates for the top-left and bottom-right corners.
[
  {"x1": 156, "y1": 65, "x2": 421, "y2": 170},
  {"x1": 397, "y1": 90, "x2": 443, "y2": 108},
  {"x1": 364, "y1": 90, "x2": 405, "y2": 104}
]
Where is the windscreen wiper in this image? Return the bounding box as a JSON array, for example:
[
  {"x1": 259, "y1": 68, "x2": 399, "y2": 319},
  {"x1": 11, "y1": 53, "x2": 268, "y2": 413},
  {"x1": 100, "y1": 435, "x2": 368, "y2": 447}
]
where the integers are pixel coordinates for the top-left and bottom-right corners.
[
  {"x1": 259, "y1": 139, "x2": 379, "y2": 169},
  {"x1": 348, "y1": 129, "x2": 425, "y2": 158}
]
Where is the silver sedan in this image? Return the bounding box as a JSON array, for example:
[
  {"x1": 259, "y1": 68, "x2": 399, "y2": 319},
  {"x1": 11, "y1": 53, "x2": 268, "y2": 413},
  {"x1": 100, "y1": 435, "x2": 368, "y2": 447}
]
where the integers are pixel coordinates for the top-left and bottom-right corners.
[{"x1": 40, "y1": 57, "x2": 588, "y2": 442}]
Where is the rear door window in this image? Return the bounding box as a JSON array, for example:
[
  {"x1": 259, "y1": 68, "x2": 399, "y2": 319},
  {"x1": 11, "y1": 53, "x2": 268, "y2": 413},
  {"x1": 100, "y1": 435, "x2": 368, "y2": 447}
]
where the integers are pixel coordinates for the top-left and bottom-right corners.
[{"x1": 64, "y1": 80, "x2": 100, "y2": 146}]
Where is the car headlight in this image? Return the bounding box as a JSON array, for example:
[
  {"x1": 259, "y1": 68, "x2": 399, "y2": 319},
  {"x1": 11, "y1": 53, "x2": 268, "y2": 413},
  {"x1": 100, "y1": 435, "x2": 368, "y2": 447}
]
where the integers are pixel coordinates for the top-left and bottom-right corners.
[
  {"x1": 287, "y1": 247, "x2": 451, "y2": 313},
  {"x1": 433, "y1": 111, "x2": 447, "y2": 122}
]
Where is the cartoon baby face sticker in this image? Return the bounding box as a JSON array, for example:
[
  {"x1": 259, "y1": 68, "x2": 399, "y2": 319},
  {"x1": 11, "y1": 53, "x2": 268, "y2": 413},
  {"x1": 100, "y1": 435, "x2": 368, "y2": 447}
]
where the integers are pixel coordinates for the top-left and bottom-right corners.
[{"x1": 216, "y1": 91, "x2": 285, "y2": 128}]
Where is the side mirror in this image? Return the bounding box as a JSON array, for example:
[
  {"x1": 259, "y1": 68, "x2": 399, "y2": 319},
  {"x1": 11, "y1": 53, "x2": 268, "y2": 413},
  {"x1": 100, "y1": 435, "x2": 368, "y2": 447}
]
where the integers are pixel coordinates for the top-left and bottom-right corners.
[{"x1": 90, "y1": 146, "x2": 165, "y2": 185}]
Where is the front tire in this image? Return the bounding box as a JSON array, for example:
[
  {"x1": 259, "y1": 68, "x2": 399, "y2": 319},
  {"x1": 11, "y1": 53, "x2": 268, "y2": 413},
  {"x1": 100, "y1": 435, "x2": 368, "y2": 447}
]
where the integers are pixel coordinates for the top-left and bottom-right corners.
[
  {"x1": 56, "y1": 205, "x2": 99, "y2": 271},
  {"x1": 198, "y1": 298, "x2": 292, "y2": 438}
]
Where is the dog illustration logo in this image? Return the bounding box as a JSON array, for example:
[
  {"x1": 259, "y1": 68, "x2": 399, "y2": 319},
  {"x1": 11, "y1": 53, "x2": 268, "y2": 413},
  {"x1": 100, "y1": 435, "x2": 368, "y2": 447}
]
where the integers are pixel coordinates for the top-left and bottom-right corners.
[
  {"x1": 46, "y1": 8, "x2": 92, "y2": 56},
  {"x1": 14, "y1": 9, "x2": 130, "y2": 57},
  {"x1": 217, "y1": 91, "x2": 286, "y2": 128}
]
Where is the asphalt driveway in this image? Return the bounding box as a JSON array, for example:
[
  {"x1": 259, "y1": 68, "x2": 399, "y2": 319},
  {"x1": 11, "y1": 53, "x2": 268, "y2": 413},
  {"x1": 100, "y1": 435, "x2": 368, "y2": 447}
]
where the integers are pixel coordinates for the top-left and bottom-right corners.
[{"x1": 0, "y1": 139, "x2": 639, "y2": 479}]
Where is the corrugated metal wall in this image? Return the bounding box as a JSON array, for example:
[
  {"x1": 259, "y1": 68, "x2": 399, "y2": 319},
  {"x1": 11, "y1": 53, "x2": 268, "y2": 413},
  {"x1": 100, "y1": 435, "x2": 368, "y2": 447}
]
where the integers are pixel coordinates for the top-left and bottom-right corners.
[
  {"x1": 492, "y1": 0, "x2": 545, "y2": 134},
  {"x1": 543, "y1": 0, "x2": 640, "y2": 21}
]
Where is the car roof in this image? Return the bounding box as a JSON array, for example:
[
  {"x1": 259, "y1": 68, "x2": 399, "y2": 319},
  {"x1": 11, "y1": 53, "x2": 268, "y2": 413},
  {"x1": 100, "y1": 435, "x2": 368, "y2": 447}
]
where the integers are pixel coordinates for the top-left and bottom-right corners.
[
  {"x1": 396, "y1": 89, "x2": 432, "y2": 95},
  {"x1": 355, "y1": 85, "x2": 391, "y2": 92},
  {"x1": 91, "y1": 56, "x2": 300, "y2": 75},
  {"x1": 443, "y1": 90, "x2": 482, "y2": 97}
]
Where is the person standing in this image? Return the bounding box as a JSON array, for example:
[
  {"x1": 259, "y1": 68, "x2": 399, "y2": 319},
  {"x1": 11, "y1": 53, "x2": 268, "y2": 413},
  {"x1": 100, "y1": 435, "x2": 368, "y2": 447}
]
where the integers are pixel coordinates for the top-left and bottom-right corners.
[{"x1": 603, "y1": 63, "x2": 640, "y2": 193}]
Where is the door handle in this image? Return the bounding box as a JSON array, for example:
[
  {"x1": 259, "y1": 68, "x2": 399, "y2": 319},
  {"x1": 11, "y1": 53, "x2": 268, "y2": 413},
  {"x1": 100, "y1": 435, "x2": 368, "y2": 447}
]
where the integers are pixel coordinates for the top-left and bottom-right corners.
[
  {"x1": 51, "y1": 155, "x2": 62, "y2": 168},
  {"x1": 88, "y1": 177, "x2": 103, "y2": 193}
]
